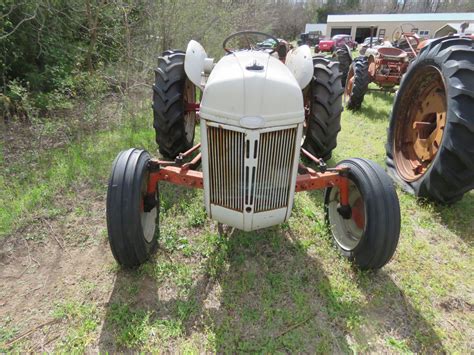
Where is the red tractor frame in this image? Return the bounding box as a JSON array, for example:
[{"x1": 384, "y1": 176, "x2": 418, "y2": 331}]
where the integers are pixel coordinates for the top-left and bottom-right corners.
[
  {"x1": 345, "y1": 33, "x2": 420, "y2": 110},
  {"x1": 145, "y1": 129, "x2": 352, "y2": 216}
]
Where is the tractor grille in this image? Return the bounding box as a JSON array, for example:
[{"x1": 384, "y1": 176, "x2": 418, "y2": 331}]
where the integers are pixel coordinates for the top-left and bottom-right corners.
[
  {"x1": 207, "y1": 125, "x2": 297, "y2": 213},
  {"x1": 207, "y1": 126, "x2": 245, "y2": 211},
  {"x1": 253, "y1": 129, "x2": 297, "y2": 212}
]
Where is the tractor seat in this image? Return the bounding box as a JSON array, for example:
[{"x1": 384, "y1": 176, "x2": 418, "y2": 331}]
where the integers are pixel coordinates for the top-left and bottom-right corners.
[{"x1": 378, "y1": 47, "x2": 407, "y2": 60}]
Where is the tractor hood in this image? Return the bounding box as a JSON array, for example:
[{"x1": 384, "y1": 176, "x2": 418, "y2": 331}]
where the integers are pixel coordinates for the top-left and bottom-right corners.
[{"x1": 199, "y1": 51, "x2": 304, "y2": 128}]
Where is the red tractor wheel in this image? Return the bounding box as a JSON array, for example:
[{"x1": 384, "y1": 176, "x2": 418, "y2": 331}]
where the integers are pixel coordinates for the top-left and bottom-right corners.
[{"x1": 386, "y1": 36, "x2": 474, "y2": 203}]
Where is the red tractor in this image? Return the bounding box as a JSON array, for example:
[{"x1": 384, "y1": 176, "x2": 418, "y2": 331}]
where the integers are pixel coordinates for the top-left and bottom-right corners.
[{"x1": 344, "y1": 33, "x2": 420, "y2": 110}]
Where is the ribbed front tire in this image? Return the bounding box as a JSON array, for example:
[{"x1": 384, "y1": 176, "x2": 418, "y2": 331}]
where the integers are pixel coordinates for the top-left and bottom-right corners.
[
  {"x1": 106, "y1": 149, "x2": 159, "y2": 267},
  {"x1": 324, "y1": 158, "x2": 400, "y2": 270}
]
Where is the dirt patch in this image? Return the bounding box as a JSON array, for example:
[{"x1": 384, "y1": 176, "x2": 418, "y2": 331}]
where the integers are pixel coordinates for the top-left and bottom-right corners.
[
  {"x1": 0, "y1": 187, "x2": 114, "y2": 351},
  {"x1": 439, "y1": 297, "x2": 474, "y2": 313}
]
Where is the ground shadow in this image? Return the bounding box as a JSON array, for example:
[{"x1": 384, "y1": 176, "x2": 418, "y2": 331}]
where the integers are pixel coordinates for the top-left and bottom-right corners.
[
  {"x1": 369, "y1": 90, "x2": 395, "y2": 104},
  {"x1": 432, "y1": 190, "x2": 474, "y2": 245},
  {"x1": 353, "y1": 89, "x2": 394, "y2": 121},
  {"x1": 98, "y1": 220, "x2": 444, "y2": 352}
]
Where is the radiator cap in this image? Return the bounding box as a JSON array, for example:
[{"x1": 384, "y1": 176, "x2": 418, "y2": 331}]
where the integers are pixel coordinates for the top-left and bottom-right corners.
[{"x1": 240, "y1": 116, "x2": 265, "y2": 128}]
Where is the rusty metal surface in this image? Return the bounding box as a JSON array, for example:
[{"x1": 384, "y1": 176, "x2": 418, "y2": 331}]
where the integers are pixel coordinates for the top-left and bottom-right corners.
[
  {"x1": 344, "y1": 65, "x2": 355, "y2": 102},
  {"x1": 253, "y1": 128, "x2": 297, "y2": 213},
  {"x1": 145, "y1": 139, "x2": 351, "y2": 212},
  {"x1": 207, "y1": 125, "x2": 246, "y2": 211},
  {"x1": 373, "y1": 57, "x2": 409, "y2": 86},
  {"x1": 394, "y1": 65, "x2": 447, "y2": 181},
  {"x1": 147, "y1": 166, "x2": 204, "y2": 193}
]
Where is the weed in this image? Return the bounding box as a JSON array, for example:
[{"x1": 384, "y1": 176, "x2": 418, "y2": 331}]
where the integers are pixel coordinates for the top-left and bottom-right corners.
[{"x1": 52, "y1": 301, "x2": 99, "y2": 352}]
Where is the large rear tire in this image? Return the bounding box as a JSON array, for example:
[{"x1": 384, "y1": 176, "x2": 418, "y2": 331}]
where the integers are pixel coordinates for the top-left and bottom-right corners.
[
  {"x1": 324, "y1": 158, "x2": 400, "y2": 270},
  {"x1": 106, "y1": 149, "x2": 159, "y2": 267},
  {"x1": 302, "y1": 57, "x2": 343, "y2": 161},
  {"x1": 153, "y1": 50, "x2": 196, "y2": 159},
  {"x1": 386, "y1": 36, "x2": 474, "y2": 204},
  {"x1": 345, "y1": 56, "x2": 369, "y2": 110}
]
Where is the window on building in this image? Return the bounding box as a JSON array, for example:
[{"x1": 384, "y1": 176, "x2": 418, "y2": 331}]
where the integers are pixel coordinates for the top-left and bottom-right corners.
[
  {"x1": 419, "y1": 30, "x2": 430, "y2": 37},
  {"x1": 378, "y1": 29, "x2": 386, "y2": 38}
]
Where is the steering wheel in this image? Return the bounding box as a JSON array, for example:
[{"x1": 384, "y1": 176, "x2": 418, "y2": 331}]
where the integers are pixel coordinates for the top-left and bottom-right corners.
[
  {"x1": 392, "y1": 23, "x2": 416, "y2": 42},
  {"x1": 223, "y1": 31, "x2": 280, "y2": 54}
]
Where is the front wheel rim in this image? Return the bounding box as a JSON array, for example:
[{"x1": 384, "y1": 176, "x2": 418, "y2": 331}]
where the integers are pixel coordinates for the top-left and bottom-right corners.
[
  {"x1": 140, "y1": 173, "x2": 157, "y2": 243},
  {"x1": 327, "y1": 181, "x2": 365, "y2": 251}
]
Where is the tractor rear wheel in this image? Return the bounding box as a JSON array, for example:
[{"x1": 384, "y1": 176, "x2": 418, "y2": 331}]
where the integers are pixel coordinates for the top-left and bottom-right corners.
[
  {"x1": 153, "y1": 50, "x2": 196, "y2": 159},
  {"x1": 106, "y1": 149, "x2": 159, "y2": 267},
  {"x1": 386, "y1": 36, "x2": 474, "y2": 204},
  {"x1": 302, "y1": 57, "x2": 343, "y2": 161},
  {"x1": 324, "y1": 158, "x2": 400, "y2": 270},
  {"x1": 345, "y1": 56, "x2": 369, "y2": 110},
  {"x1": 336, "y1": 45, "x2": 352, "y2": 87}
]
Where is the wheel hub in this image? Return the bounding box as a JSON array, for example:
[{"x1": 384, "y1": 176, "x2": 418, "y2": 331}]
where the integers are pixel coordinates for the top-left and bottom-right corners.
[
  {"x1": 344, "y1": 67, "x2": 355, "y2": 102},
  {"x1": 393, "y1": 66, "x2": 447, "y2": 181},
  {"x1": 183, "y1": 79, "x2": 196, "y2": 143},
  {"x1": 328, "y1": 181, "x2": 365, "y2": 251},
  {"x1": 411, "y1": 91, "x2": 446, "y2": 164},
  {"x1": 140, "y1": 175, "x2": 157, "y2": 243}
]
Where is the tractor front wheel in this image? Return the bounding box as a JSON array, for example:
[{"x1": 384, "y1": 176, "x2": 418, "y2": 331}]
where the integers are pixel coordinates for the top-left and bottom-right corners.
[
  {"x1": 324, "y1": 158, "x2": 400, "y2": 270},
  {"x1": 106, "y1": 149, "x2": 159, "y2": 267}
]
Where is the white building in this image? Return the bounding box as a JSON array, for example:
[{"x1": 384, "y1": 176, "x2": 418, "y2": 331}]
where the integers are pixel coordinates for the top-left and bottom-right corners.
[{"x1": 323, "y1": 12, "x2": 474, "y2": 42}]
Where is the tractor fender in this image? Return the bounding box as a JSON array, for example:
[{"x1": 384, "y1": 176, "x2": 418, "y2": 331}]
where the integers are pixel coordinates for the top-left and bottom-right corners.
[
  {"x1": 285, "y1": 45, "x2": 313, "y2": 89},
  {"x1": 184, "y1": 40, "x2": 213, "y2": 89}
]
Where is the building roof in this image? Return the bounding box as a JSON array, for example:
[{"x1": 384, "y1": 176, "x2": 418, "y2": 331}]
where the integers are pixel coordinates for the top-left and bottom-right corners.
[
  {"x1": 436, "y1": 22, "x2": 474, "y2": 35},
  {"x1": 327, "y1": 13, "x2": 474, "y2": 23},
  {"x1": 305, "y1": 23, "x2": 327, "y2": 34}
]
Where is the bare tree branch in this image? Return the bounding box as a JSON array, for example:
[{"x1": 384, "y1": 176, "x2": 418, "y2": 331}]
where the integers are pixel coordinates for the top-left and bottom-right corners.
[{"x1": 0, "y1": 5, "x2": 38, "y2": 40}]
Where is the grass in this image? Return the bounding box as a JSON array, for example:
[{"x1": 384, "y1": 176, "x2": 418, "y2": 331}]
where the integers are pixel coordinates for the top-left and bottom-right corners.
[
  {"x1": 1, "y1": 89, "x2": 473, "y2": 352},
  {"x1": 0, "y1": 110, "x2": 156, "y2": 238},
  {"x1": 52, "y1": 301, "x2": 100, "y2": 352}
]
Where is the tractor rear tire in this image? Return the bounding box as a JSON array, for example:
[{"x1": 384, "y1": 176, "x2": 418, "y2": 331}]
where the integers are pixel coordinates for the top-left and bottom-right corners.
[
  {"x1": 324, "y1": 158, "x2": 400, "y2": 270},
  {"x1": 106, "y1": 149, "x2": 159, "y2": 267},
  {"x1": 345, "y1": 56, "x2": 369, "y2": 110},
  {"x1": 386, "y1": 36, "x2": 474, "y2": 204},
  {"x1": 302, "y1": 57, "x2": 343, "y2": 161},
  {"x1": 336, "y1": 45, "x2": 352, "y2": 87},
  {"x1": 153, "y1": 50, "x2": 196, "y2": 159}
]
